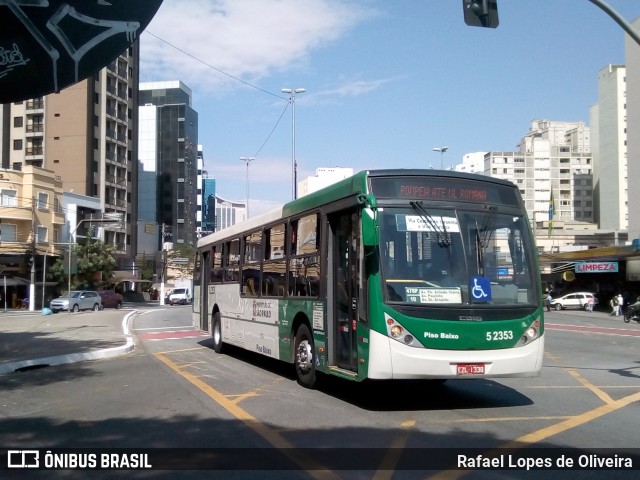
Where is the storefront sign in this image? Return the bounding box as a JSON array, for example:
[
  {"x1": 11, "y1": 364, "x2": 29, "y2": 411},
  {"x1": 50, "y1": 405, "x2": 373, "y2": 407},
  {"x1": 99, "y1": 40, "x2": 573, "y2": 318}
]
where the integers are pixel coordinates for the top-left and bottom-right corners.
[{"x1": 575, "y1": 262, "x2": 618, "y2": 273}]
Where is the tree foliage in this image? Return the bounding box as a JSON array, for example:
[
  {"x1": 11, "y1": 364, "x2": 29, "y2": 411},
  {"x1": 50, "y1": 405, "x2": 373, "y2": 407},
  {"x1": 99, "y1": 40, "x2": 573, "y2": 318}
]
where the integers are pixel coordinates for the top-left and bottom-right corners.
[{"x1": 49, "y1": 228, "x2": 118, "y2": 290}]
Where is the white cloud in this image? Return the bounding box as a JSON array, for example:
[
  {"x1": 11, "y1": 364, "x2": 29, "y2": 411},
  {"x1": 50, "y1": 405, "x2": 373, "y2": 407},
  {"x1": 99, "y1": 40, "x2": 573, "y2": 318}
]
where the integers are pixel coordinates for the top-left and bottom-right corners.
[{"x1": 141, "y1": 0, "x2": 375, "y2": 94}]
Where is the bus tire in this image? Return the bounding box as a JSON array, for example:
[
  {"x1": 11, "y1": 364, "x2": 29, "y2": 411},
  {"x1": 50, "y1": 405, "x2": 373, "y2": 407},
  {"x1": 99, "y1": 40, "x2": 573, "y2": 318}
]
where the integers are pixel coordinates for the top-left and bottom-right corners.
[
  {"x1": 294, "y1": 324, "x2": 316, "y2": 389},
  {"x1": 212, "y1": 311, "x2": 224, "y2": 353}
]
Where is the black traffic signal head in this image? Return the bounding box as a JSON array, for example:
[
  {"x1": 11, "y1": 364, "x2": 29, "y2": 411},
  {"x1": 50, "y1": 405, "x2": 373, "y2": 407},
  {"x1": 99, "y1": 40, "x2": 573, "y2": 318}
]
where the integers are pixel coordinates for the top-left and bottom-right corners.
[{"x1": 463, "y1": 0, "x2": 499, "y2": 28}]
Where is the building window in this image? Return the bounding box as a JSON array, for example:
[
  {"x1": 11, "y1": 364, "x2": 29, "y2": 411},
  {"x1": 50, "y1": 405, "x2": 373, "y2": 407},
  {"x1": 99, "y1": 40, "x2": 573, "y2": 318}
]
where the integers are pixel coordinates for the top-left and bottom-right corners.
[
  {"x1": 37, "y1": 226, "x2": 48, "y2": 243},
  {"x1": 38, "y1": 192, "x2": 49, "y2": 210},
  {"x1": 0, "y1": 223, "x2": 17, "y2": 242},
  {"x1": 1, "y1": 189, "x2": 17, "y2": 206},
  {"x1": 13, "y1": 139, "x2": 23, "y2": 150},
  {"x1": 13, "y1": 116, "x2": 23, "y2": 128}
]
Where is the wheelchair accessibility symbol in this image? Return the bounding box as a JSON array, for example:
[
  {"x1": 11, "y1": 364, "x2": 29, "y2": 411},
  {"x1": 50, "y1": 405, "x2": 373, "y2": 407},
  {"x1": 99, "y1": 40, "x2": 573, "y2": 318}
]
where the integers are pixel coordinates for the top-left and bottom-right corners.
[{"x1": 471, "y1": 277, "x2": 492, "y2": 301}]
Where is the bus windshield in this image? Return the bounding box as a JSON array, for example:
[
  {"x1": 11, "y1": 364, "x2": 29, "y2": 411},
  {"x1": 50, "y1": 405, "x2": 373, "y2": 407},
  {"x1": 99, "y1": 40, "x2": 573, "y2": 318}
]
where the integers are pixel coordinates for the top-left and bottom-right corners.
[{"x1": 379, "y1": 204, "x2": 536, "y2": 307}]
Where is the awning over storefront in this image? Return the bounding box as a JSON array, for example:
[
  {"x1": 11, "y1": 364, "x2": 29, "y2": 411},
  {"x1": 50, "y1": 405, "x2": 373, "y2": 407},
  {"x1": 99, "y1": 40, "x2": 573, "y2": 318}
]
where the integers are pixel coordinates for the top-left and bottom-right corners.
[
  {"x1": 0, "y1": 277, "x2": 30, "y2": 287},
  {"x1": 539, "y1": 244, "x2": 640, "y2": 264},
  {"x1": 112, "y1": 271, "x2": 138, "y2": 283}
]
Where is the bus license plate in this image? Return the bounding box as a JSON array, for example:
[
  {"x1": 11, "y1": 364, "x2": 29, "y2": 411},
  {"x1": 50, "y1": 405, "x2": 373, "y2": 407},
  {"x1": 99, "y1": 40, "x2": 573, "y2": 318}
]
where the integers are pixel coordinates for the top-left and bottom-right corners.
[{"x1": 456, "y1": 363, "x2": 485, "y2": 375}]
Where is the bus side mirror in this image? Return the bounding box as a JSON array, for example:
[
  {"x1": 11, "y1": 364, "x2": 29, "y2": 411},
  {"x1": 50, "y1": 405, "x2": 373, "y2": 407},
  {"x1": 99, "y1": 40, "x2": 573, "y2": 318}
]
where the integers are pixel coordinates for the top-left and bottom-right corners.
[{"x1": 362, "y1": 207, "x2": 378, "y2": 247}]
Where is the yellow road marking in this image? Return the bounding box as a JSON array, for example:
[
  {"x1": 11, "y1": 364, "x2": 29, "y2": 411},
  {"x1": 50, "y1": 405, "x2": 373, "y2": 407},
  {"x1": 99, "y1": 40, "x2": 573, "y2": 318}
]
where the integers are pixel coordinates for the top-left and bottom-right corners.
[
  {"x1": 154, "y1": 352, "x2": 341, "y2": 480},
  {"x1": 566, "y1": 368, "x2": 614, "y2": 404},
  {"x1": 427, "y1": 390, "x2": 640, "y2": 480},
  {"x1": 428, "y1": 416, "x2": 569, "y2": 423},
  {"x1": 373, "y1": 420, "x2": 416, "y2": 480},
  {"x1": 426, "y1": 355, "x2": 640, "y2": 480},
  {"x1": 501, "y1": 391, "x2": 640, "y2": 447}
]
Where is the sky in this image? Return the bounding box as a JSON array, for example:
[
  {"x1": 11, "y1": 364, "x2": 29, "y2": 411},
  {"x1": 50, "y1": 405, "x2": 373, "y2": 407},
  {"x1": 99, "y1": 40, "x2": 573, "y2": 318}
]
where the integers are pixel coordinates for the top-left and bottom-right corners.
[{"x1": 139, "y1": 0, "x2": 640, "y2": 218}]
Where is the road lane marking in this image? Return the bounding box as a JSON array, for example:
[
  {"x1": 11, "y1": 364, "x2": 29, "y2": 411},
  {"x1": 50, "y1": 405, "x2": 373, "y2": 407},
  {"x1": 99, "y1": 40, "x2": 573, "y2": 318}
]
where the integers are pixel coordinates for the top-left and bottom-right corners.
[
  {"x1": 427, "y1": 390, "x2": 640, "y2": 480},
  {"x1": 154, "y1": 352, "x2": 341, "y2": 480},
  {"x1": 566, "y1": 368, "x2": 614, "y2": 404},
  {"x1": 502, "y1": 390, "x2": 640, "y2": 446},
  {"x1": 373, "y1": 420, "x2": 416, "y2": 480},
  {"x1": 139, "y1": 329, "x2": 207, "y2": 341}
]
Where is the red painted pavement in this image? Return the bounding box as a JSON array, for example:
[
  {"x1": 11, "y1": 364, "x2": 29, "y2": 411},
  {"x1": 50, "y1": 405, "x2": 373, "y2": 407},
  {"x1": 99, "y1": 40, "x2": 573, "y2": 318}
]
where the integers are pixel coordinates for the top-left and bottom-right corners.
[{"x1": 546, "y1": 322, "x2": 640, "y2": 337}]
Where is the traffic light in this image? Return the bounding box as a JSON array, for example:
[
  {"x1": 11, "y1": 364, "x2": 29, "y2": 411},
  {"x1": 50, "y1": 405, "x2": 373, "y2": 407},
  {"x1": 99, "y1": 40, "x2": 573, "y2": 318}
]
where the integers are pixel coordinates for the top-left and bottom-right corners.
[{"x1": 463, "y1": 0, "x2": 499, "y2": 28}]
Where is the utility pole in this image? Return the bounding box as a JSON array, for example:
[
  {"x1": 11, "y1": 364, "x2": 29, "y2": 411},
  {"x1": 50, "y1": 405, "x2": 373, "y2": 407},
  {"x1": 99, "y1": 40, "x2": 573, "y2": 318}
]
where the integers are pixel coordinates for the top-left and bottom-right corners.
[
  {"x1": 160, "y1": 224, "x2": 167, "y2": 306},
  {"x1": 29, "y1": 197, "x2": 36, "y2": 311}
]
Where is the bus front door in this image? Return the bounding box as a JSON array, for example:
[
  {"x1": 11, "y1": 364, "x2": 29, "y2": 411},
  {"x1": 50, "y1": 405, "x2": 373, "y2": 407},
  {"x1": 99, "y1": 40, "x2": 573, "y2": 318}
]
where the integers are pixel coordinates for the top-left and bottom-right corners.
[{"x1": 331, "y1": 210, "x2": 359, "y2": 373}]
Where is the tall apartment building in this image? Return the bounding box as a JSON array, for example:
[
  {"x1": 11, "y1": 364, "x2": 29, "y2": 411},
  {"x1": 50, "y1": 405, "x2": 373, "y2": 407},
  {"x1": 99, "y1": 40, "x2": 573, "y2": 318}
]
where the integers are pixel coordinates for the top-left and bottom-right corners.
[
  {"x1": 138, "y1": 81, "x2": 198, "y2": 248},
  {"x1": 485, "y1": 120, "x2": 593, "y2": 227},
  {"x1": 1, "y1": 45, "x2": 140, "y2": 272},
  {"x1": 590, "y1": 64, "x2": 627, "y2": 231},
  {"x1": 626, "y1": 18, "x2": 640, "y2": 241}
]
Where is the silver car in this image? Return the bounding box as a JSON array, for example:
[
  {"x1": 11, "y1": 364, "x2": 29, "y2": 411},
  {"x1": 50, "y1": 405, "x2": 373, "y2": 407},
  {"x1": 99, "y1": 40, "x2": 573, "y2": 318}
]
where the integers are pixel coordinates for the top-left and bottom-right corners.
[{"x1": 50, "y1": 290, "x2": 102, "y2": 313}]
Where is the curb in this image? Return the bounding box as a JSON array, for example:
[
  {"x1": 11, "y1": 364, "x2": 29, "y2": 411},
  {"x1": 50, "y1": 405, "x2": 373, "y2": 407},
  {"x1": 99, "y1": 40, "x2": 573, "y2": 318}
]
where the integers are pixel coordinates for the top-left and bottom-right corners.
[{"x1": 0, "y1": 310, "x2": 137, "y2": 375}]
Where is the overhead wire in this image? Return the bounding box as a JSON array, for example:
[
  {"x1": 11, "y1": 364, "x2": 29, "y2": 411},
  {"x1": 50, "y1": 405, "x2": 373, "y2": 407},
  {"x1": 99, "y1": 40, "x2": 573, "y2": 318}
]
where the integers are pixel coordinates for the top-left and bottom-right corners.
[{"x1": 143, "y1": 30, "x2": 291, "y2": 160}]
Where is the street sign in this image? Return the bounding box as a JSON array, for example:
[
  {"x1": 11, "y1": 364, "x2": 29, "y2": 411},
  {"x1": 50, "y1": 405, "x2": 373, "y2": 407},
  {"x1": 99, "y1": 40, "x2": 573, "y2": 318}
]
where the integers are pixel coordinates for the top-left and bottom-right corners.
[{"x1": 171, "y1": 257, "x2": 189, "y2": 265}]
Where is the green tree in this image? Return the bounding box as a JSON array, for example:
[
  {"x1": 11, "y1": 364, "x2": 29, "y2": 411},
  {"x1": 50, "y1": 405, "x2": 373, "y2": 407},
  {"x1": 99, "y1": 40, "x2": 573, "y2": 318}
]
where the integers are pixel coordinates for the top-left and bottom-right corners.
[
  {"x1": 140, "y1": 252, "x2": 154, "y2": 281},
  {"x1": 49, "y1": 227, "x2": 117, "y2": 290}
]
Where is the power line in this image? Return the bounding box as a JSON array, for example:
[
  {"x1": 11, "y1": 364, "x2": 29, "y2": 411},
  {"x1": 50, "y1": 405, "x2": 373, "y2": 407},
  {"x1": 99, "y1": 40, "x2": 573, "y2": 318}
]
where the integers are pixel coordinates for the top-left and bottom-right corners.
[
  {"x1": 144, "y1": 30, "x2": 285, "y2": 100},
  {"x1": 143, "y1": 30, "x2": 292, "y2": 159}
]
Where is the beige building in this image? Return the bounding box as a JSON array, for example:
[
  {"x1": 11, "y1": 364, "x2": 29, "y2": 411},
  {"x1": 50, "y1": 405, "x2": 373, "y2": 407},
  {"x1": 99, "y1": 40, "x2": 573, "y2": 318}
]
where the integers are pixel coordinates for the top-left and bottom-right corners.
[{"x1": 0, "y1": 166, "x2": 64, "y2": 307}]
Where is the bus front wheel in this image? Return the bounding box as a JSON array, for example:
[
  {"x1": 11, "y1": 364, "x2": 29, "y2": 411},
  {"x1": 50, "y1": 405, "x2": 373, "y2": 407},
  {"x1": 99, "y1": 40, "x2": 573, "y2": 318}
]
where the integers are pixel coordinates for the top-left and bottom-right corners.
[
  {"x1": 212, "y1": 312, "x2": 224, "y2": 354},
  {"x1": 294, "y1": 324, "x2": 316, "y2": 389}
]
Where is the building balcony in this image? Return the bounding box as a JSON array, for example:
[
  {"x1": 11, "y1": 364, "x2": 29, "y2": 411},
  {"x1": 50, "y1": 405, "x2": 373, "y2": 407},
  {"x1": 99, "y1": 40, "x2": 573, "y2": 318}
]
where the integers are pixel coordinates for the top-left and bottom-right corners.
[
  {"x1": 25, "y1": 147, "x2": 44, "y2": 157},
  {"x1": 25, "y1": 100, "x2": 44, "y2": 111},
  {"x1": 25, "y1": 124, "x2": 44, "y2": 134}
]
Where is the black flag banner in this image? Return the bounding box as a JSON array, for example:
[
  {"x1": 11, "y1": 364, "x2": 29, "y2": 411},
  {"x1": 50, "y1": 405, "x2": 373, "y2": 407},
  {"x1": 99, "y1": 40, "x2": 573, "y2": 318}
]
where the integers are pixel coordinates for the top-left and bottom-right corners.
[{"x1": 0, "y1": 0, "x2": 163, "y2": 103}]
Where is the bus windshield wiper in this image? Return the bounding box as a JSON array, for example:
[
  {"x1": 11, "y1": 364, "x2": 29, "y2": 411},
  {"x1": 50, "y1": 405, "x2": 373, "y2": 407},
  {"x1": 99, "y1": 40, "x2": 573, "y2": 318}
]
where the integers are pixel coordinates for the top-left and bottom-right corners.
[
  {"x1": 410, "y1": 201, "x2": 451, "y2": 247},
  {"x1": 475, "y1": 206, "x2": 497, "y2": 276}
]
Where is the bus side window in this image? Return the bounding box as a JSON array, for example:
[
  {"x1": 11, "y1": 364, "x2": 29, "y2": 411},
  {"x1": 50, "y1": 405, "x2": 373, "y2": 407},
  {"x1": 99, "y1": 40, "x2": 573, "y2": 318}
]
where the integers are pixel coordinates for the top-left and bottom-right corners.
[
  {"x1": 225, "y1": 239, "x2": 240, "y2": 281},
  {"x1": 210, "y1": 245, "x2": 223, "y2": 283}
]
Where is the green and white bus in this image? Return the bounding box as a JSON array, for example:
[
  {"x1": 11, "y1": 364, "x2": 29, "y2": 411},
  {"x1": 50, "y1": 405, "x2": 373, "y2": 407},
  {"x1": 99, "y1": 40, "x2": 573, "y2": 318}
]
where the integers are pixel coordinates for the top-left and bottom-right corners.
[{"x1": 193, "y1": 169, "x2": 544, "y2": 388}]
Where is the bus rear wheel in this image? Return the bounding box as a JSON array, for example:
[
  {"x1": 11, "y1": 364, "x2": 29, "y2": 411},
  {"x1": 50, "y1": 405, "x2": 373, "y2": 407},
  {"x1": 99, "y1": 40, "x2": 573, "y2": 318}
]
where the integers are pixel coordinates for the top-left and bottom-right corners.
[
  {"x1": 294, "y1": 324, "x2": 316, "y2": 389},
  {"x1": 212, "y1": 312, "x2": 224, "y2": 353}
]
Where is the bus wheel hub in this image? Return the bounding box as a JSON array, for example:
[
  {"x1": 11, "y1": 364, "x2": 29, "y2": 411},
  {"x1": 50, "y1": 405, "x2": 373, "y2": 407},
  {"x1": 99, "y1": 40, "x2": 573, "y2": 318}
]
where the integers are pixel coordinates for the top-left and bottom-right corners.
[{"x1": 296, "y1": 340, "x2": 313, "y2": 372}]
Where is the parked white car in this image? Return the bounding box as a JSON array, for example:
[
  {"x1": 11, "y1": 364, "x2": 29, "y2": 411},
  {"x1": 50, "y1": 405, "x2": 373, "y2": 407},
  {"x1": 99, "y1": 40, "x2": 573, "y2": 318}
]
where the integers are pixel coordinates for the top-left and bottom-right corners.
[
  {"x1": 550, "y1": 292, "x2": 597, "y2": 311},
  {"x1": 168, "y1": 288, "x2": 191, "y2": 305}
]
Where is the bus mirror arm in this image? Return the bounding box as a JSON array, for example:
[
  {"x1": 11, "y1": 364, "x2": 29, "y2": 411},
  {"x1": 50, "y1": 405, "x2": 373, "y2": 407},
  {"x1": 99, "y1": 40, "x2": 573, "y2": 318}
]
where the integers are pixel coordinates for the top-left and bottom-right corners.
[
  {"x1": 362, "y1": 207, "x2": 378, "y2": 247},
  {"x1": 357, "y1": 193, "x2": 377, "y2": 209}
]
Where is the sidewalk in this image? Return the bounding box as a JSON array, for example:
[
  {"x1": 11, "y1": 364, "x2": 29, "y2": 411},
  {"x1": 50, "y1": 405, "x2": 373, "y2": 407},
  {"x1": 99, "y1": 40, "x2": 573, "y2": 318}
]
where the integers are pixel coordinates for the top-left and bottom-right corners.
[{"x1": 0, "y1": 306, "x2": 142, "y2": 375}]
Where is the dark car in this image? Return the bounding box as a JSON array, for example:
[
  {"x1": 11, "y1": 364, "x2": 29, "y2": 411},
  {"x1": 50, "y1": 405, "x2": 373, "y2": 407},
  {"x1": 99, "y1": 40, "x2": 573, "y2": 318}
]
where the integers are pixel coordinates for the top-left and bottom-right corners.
[{"x1": 98, "y1": 290, "x2": 123, "y2": 309}]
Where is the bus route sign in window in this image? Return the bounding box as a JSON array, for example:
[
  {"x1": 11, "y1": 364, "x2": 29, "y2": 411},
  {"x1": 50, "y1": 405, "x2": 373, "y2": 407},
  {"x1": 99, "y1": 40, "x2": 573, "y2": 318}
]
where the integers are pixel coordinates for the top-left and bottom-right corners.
[{"x1": 369, "y1": 177, "x2": 518, "y2": 205}]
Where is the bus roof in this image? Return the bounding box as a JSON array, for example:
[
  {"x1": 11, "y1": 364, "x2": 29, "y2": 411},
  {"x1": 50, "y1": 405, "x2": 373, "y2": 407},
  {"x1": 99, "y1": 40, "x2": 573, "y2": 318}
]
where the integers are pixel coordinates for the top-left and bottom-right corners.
[{"x1": 197, "y1": 169, "x2": 517, "y2": 249}]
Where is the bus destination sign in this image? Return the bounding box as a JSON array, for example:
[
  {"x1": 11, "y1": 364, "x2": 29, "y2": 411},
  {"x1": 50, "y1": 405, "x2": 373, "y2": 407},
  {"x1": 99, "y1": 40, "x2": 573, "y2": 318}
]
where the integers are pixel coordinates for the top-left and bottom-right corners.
[{"x1": 369, "y1": 177, "x2": 518, "y2": 205}]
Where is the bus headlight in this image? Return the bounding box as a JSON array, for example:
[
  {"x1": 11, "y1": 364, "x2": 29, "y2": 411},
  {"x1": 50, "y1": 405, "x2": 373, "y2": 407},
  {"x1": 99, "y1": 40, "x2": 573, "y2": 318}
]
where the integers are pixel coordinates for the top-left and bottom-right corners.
[
  {"x1": 384, "y1": 313, "x2": 423, "y2": 347},
  {"x1": 390, "y1": 325, "x2": 404, "y2": 338},
  {"x1": 516, "y1": 319, "x2": 540, "y2": 347}
]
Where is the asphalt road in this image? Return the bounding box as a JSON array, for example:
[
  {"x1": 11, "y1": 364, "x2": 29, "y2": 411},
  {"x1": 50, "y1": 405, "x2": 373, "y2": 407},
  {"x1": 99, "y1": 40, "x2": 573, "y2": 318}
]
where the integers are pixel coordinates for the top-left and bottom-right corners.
[{"x1": 1, "y1": 306, "x2": 639, "y2": 479}]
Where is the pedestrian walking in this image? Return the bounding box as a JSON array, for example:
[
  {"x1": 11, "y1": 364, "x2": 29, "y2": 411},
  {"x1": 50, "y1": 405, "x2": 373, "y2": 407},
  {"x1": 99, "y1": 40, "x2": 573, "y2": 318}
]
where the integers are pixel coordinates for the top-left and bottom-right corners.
[
  {"x1": 587, "y1": 296, "x2": 594, "y2": 312},
  {"x1": 617, "y1": 293, "x2": 624, "y2": 316},
  {"x1": 545, "y1": 292, "x2": 552, "y2": 312},
  {"x1": 610, "y1": 295, "x2": 618, "y2": 315}
]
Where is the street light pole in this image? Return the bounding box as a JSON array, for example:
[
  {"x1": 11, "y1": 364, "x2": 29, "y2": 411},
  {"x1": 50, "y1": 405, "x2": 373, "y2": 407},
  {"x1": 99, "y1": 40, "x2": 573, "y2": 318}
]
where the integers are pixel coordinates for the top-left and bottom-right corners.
[
  {"x1": 433, "y1": 146, "x2": 448, "y2": 170},
  {"x1": 281, "y1": 87, "x2": 305, "y2": 199},
  {"x1": 240, "y1": 156, "x2": 255, "y2": 219}
]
